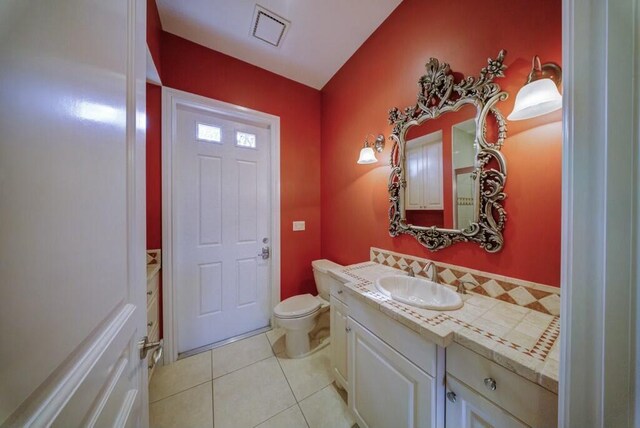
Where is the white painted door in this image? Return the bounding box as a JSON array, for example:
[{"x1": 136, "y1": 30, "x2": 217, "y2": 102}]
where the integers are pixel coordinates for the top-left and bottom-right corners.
[
  {"x1": 348, "y1": 318, "x2": 437, "y2": 428},
  {"x1": 445, "y1": 376, "x2": 528, "y2": 428},
  {"x1": 0, "y1": 0, "x2": 148, "y2": 426},
  {"x1": 174, "y1": 105, "x2": 271, "y2": 353}
]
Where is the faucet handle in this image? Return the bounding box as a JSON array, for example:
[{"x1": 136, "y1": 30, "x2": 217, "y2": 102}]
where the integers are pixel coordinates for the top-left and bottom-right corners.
[
  {"x1": 457, "y1": 279, "x2": 477, "y2": 294},
  {"x1": 405, "y1": 265, "x2": 415, "y2": 277}
]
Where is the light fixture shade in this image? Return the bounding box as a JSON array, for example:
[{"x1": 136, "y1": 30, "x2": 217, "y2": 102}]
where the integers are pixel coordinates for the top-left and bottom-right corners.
[
  {"x1": 357, "y1": 146, "x2": 377, "y2": 164},
  {"x1": 508, "y1": 78, "x2": 562, "y2": 121}
]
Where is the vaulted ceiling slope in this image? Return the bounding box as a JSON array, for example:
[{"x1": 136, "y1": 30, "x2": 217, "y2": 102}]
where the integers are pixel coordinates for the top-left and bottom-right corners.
[{"x1": 156, "y1": 0, "x2": 402, "y2": 89}]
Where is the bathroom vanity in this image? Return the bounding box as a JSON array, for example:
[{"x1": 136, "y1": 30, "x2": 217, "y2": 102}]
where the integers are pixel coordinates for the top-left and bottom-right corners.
[{"x1": 328, "y1": 259, "x2": 559, "y2": 428}]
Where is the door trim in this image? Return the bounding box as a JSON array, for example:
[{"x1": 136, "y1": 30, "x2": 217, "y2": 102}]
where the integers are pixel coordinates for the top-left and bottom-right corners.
[
  {"x1": 560, "y1": 0, "x2": 639, "y2": 426},
  {"x1": 161, "y1": 87, "x2": 281, "y2": 364}
]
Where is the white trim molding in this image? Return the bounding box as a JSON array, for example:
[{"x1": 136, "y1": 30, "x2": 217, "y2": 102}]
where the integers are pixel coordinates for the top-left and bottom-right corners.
[
  {"x1": 560, "y1": 0, "x2": 639, "y2": 426},
  {"x1": 161, "y1": 87, "x2": 281, "y2": 364}
]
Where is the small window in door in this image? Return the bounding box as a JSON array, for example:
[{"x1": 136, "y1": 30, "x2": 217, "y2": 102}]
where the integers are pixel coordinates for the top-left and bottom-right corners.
[
  {"x1": 236, "y1": 131, "x2": 256, "y2": 149},
  {"x1": 197, "y1": 123, "x2": 222, "y2": 143}
]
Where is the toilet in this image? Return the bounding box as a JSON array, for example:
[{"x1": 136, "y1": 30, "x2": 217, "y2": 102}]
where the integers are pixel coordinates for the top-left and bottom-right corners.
[{"x1": 274, "y1": 259, "x2": 342, "y2": 358}]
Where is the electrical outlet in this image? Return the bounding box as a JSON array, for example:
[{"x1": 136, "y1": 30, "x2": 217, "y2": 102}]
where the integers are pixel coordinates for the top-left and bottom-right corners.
[{"x1": 292, "y1": 221, "x2": 305, "y2": 231}]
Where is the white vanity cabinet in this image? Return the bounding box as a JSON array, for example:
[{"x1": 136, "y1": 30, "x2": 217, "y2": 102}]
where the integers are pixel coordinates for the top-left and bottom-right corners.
[
  {"x1": 330, "y1": 292, "x2": 349, "y2": 390},
  {"x1": 346, "y1": 294, "x2": 445, "y2": 428},
  {"x1": 445, "y1": 343, "x2": 558, "y2": 428},
  {"x1": 405, "y1": 132, "x2": 443, "y2": 210}
]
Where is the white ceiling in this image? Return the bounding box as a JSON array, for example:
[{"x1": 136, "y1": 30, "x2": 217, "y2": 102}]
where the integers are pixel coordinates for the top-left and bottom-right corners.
[{"x1": 156, "y1": 0, "x2": 401, "y2": 89}]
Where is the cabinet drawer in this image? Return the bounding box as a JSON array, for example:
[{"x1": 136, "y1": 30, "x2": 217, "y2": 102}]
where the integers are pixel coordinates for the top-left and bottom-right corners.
[
  {"x1": 146, "y1": 271, "x2": 159, "y2": 304},
  {"x1": 446, "y1": 343, "x2": 557, "y2": 428},
  {"x1": 330, "y1": 280, "x2": 347, "y2": 303},
  {"x1": 146, "y1": 294, "x2": 159, "y2": 335}
]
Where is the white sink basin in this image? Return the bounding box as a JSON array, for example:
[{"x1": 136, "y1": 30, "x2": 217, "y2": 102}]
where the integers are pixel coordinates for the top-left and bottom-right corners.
[{"x1": 375, "y1": 275, "x2": 463, "y2": 311}]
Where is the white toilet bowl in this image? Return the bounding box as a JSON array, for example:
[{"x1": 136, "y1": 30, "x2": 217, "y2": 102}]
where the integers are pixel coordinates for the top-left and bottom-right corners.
[{"x1": 273, "y1": 259, "x2": 342, "y2": 358}]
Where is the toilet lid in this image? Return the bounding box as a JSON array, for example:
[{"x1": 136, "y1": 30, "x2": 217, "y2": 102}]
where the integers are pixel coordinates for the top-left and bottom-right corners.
[{"x1": 274, "y1": 294, "x2": 321, "y2": 319}]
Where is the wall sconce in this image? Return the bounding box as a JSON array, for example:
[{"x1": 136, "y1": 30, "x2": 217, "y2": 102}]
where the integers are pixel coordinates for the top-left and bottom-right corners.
[
  {"x1": 357, "y1": 134, "x2": 385, "y2": 164},
  {"x1": 508, "y1": 56, "x2": 562, "y2": 121}
]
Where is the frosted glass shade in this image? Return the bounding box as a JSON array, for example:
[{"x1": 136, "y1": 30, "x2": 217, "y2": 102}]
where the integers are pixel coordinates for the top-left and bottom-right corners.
[
  {"x1": 357, "y1": 146, "x2": 378, "y2": 164},
  {"x1": 507, "y1": 78, "x2": 562, "y2": 121}
]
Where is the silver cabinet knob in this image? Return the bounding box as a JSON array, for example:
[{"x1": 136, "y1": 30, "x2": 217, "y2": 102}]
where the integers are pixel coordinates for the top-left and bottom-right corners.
[
  {"x1": 337, "y1": 289, "x2": 343, "y2": 294},
  {"x1": 146, "y1": 290, "x2": 153, "y2": 296},
  {"x1": 484, "y1": 377, "x2": 497, "y2": 391},
  {"x1": 345, "y1": 327, "x2": 351, "y2": 333},
  {"x1": 147, "y1": 321, "x2": 153, "y2": 328},
  {"x1": 446, "y1": 391, "x2": 457, "y2": 403}
]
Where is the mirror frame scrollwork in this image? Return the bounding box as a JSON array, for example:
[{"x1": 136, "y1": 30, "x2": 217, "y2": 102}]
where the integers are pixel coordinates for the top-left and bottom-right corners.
[{"x1": 387, "y1": 50, "x2": 509, "y2": 253}]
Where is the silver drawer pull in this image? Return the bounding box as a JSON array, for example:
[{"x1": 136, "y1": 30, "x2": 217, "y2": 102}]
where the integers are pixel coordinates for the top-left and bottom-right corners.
[
  {"x1": 147, "y1": 321, "x2": 153, "y2": 328},
  {"x1": 345, "y1": 327, "x2": 351, "y2": 333},
  {"x1": 337, "y1": 290, "x2": 343, "y2": 294},
  {"x1": 147, "y1": 290, "x2": 153, "y2": 296},
  {"x1": 446, "y1": 391, "x2": 457, "y2": 403},
  {"x1": 484, "y1": 377, "x2": 497, "y2": 391}
]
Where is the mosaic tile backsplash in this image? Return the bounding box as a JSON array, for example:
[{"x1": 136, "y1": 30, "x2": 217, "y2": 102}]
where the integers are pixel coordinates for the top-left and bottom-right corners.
[{"x1": 370, "y1": 247, "x2": 560, "y2": 316}]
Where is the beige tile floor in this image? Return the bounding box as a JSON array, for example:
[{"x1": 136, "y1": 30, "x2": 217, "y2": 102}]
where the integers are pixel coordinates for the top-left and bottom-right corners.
[{"x1": 149, "y1": 329, "x2": 356, "y2": 428}]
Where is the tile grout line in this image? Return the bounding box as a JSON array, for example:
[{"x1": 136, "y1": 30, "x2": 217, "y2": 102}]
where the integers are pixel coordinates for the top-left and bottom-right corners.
[
  {"x1": 149, "y1": 378, "x2": 213, "y2": 405},
  {"x1": 211, "y1": 351, "x2": 215, "y2": 428},
  {"x1": 250, "y1": 403, "x2": 309, "y2": 428},
  {"x1": 212, "y1": 353, "x2": 275, "y2": 381}
]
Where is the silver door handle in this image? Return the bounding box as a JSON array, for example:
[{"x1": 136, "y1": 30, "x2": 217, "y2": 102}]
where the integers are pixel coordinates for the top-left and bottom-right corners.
[
  {"x1": 139, "y1": 336, "x2": 163, "y2": 360},
  {"x1": 148, "y1": 346, "x2": 163, "y2": 369},
  {"x1": 259, "y1": 246, "x2": 270, "y2": 260}
]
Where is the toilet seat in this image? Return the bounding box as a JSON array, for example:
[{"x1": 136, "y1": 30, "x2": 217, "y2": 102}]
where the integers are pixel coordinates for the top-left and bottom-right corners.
[{"x1": 274, "y1": 294, "x2": 321, "y2": 319}]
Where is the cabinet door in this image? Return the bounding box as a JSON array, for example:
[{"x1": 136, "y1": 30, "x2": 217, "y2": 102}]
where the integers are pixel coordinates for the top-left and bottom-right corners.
[
  {"x1": 424, "y1": 142, "x2": 443, "y2": 209},
  {"x1": 330, "y1": 295, "x2": 349, "y2": 390},
  {"x1": 348, "y1": 318, "x2": 436, "y2": 428},
  {"x1": 446, "y1": 376, "x2": 529, "y2": 428},
  {"x1": 405, "y1": 144, "x2": 426, "y2": 210}
]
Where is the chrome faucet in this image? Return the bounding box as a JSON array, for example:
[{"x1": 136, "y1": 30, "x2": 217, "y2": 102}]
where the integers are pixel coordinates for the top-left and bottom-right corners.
[{"x1": 423, "y1": 261, "x2": 438, "y2": 283}]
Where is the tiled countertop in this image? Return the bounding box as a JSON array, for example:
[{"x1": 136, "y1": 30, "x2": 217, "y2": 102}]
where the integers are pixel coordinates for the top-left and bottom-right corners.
[{"x1": 329, "y1": 262, "x2": 560, "y2": 394}]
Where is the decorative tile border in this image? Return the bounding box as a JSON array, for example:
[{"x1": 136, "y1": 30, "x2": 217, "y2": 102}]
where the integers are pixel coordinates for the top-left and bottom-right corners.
[
  {"x1": 147, "y1": 249, "x2": 161, "y2": 266},
  {"x1": 370, "y1": 247, "x2": 560, "y2": 316},
  {"x1": 339, "y1": 262, "x2": 561, "y2": 391}
]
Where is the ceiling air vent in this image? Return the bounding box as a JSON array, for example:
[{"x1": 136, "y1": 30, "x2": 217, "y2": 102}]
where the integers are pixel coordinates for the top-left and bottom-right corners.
[{"x1": 251, "y1": 5, "x2": 290, "y2": 48}]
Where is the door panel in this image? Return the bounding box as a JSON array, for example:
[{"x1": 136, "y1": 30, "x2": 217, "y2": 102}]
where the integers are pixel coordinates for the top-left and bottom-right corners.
[
  {"x1": 0, "y1": 0, "x2": 147, "y2": 425},
  {"x1": 174, "y1": 107, "x2": 271, "y2": 353},
  {"x1": 445, "y1": 376, "x2": 528, "y2": 428},
  {"x1": 348, "y1": 318, "x2": 436, "y2": 428},
  {"x1": 330, "y1": 295, "x2": 349, "y2": 390}
]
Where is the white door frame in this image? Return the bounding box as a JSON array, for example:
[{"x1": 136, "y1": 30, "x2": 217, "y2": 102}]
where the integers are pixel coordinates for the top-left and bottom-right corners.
[
  {"x1": 560, "y1": 0, "x2": 639, "y2": 426},
  {"x1": 161, "y1": 87, "x2": 281, "y2": 364}
]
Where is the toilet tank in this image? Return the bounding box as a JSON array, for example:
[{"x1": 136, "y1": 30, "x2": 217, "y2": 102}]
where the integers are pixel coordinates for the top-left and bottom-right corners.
[{"x1": 311, "y1": 259, "x2": 343, "y2": 300}]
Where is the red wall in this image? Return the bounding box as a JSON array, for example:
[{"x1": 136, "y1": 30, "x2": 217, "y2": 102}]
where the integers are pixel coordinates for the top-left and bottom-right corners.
[
  {"x1": 146, "y1": 0, "x2": 162, "y2": 76},
  {"x1": 160, "y1": 32, "x2": 323, "y2": 299},
  {"x1": 321, "y1": 0, "x2": 562, "y2": 286},
  {"x1": 146, "y1": 83, "x2": 162, "y2": 249}
]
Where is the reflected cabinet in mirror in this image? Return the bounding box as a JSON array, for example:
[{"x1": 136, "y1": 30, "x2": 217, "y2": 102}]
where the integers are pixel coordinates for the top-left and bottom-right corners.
[{"x1": 388, "y1": 50, "x2": 509, "y2": 252}]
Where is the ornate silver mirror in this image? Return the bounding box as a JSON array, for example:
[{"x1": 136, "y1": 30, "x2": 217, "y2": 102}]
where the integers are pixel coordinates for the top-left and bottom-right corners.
[{"x1": 388, "y1": 50, "x2": 508, "y2": 252}]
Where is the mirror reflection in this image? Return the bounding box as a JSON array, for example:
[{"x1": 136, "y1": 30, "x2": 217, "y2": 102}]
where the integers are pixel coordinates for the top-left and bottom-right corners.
[
  {"x1": 388, "y1": 51, "x2": 508, "y2": 252},
  {"x1": 403, "y1": 105, "x2": 478, "y2": 231}
]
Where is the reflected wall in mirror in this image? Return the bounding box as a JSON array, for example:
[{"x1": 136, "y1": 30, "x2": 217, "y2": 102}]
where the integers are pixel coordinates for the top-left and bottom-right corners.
[{"x1": 388, "y1": 50, "x2": 508, "y2": 252}]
